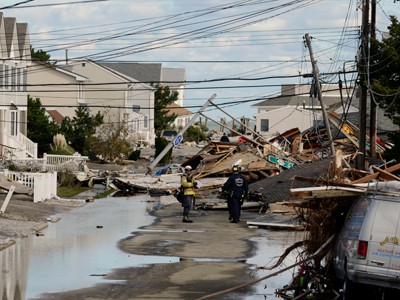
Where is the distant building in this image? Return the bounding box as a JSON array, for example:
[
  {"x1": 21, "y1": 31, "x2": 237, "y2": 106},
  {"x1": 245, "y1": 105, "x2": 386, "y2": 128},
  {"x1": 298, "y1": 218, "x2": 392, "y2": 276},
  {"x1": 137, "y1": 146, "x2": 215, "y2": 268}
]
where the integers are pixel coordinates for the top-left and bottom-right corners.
[{"x1": 252, "y1": 84, "x2": 342, "y2": 137}]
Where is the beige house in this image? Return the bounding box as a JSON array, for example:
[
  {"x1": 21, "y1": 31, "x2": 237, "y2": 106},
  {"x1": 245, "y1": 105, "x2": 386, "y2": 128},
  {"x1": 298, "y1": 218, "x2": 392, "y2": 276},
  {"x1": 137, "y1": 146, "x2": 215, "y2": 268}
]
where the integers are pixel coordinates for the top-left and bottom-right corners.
[
  {"x1": 0, "y1": 13, "x2": 36, "y2": 158},
  {"x1": 28, "y1": 59, "x2": 157, "y2": 146},
  {"x1": 165, "y1": 103, "x2": 194, "y2": 129},
  {"x1": 28, "y1": 61, "x2": 88, "y2": 119}
]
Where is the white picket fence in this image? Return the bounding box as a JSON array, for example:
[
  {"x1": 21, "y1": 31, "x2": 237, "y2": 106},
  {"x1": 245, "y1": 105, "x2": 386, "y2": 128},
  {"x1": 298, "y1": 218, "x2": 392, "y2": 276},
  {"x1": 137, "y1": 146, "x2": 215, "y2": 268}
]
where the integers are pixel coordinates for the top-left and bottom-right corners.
[
  {"x1": 2, "y1": 170, "x2": 58, "y2": 203},
  {"x1": 10, "y1": 153, "x2": 88, "y2": 172},
  {"x1": 0, "y1": 154, "x2": 89, "y2": 203}
]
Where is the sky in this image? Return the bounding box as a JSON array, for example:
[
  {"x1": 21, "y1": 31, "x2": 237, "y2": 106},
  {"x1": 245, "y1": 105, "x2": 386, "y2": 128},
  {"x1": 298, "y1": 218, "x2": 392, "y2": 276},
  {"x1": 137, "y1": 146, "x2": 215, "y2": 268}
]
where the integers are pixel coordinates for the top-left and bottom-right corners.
[{"x1": 2, "y1": 0, "x2": 400, "y2": 124}]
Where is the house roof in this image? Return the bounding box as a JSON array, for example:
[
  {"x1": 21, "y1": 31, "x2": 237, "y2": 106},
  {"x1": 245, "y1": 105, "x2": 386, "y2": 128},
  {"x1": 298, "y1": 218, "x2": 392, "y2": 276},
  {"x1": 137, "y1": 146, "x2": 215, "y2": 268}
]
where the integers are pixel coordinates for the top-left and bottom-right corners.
[
  {"x1": 100, "y1": 62, "x2": 162, "y2": 84},
  {"x1": 4, "y1": 17, "x2": 18, "y2": 57},
  {"x1": 32, "y1": 60, "x2": 88, "y2": 81},
  {"x1": 165, "y1": 102, "x2": 193, "y2": 117},
  {"x1": 47, "y1": 110, "x2": 64, "y2": 124},
  {"x1": 252, "y1": 84, "x2": 343, "y2": 109},
  {"x1": 350, "y1": 97, "x2": 399, "y2": 133},
  {"x1": 161, "y1": 67, "x2": 185, "y2": 85},
  {"x1": 249, "y1": 158, "x2": 333, "y2": 203}
]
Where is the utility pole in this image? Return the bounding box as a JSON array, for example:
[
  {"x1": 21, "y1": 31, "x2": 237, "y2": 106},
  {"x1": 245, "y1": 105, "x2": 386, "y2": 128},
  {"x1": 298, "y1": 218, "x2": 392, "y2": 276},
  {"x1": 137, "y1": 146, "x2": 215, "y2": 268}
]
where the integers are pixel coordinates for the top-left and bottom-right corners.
[
  {"x1": 358, "y1": 0, "x2": 370, "y2": 170},
  {"x1": 304, "y1": 33, "x2": 336, "y2": 156},
  {"x1": 370, "y1": 0, "x2": 377, "y2": 158}
]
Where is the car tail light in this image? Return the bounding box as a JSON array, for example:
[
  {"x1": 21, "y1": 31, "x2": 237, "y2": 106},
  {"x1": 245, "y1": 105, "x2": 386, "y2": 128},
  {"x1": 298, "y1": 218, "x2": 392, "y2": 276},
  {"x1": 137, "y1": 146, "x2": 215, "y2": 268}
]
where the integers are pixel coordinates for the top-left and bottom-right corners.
[{"x1": 357, "y1": 240, "x2": 368, "y2": 259}]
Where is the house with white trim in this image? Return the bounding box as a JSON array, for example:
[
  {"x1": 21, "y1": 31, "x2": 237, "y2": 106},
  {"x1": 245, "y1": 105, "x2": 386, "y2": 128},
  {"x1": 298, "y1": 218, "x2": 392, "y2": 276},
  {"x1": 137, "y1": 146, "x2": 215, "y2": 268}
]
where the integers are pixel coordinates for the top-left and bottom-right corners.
[
  {"x1": 252, "y1": 84, "x2": 343, "y2": 137},
  {"x1": 99, "y1": 62, "x2": 189, "y2": 131},
  {"x1": 0, "y1": 13, "x2": 36, "y2": 158}
]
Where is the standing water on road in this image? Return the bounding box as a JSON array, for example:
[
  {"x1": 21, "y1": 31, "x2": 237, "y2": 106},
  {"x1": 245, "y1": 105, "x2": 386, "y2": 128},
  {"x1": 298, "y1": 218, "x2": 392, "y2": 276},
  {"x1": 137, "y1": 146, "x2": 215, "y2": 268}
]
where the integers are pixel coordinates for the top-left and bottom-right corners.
[
  {"x1": 1, "y1": 195, "x2": 179, "y2": 300},
  {"x1": 1, "y1": 193, "x2": 303, "y2": 300}
]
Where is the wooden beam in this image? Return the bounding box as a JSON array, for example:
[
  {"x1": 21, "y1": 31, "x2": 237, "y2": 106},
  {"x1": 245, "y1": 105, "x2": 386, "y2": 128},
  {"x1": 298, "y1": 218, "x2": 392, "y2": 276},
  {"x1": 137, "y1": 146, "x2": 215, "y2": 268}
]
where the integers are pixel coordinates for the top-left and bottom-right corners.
[
  {"x1": 259, "y1": 170, "x2": 270, "y2": 178},
  {"x1": 293, "y1": 176, "x2": 363, "y2": 189},
  {"x1": 351, "y1": 172, "x2": 379, "y2": 184},
  {"x1": 372, "y1": 166, "x2": 400, "y2": 181}
]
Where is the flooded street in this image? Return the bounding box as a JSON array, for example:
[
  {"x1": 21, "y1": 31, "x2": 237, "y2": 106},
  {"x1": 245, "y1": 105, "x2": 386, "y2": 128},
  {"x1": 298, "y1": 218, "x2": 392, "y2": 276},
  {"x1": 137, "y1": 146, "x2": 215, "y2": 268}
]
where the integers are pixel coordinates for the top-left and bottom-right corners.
[{"x1": 0, "y1": 194, "x2": 303, "y2": 299}]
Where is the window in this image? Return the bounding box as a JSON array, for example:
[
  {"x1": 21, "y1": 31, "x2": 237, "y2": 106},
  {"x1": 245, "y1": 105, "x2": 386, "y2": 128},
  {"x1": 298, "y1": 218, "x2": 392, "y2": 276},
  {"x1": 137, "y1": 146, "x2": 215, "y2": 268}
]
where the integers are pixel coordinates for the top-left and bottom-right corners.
[
  {"x1": 11, "y1": 111, "x2": 18, "y2": 136},
  {"x1": 17, "y1": 67, "x2": 21, "y2": 91},
  {"x1": 11, "y1": 66, "x2": 16, "y2": 91},
  {"x1": 143, "y1": 115, "x2": 148, "y2": 128},
  {"x1": 23, "y1": 69, "x2": 27, "y2": 92},
  {"x1": 0, "y1": 64, "x2": 4, "y2": 89},
  {"x1": 5, "y1": 65, "x2": 9, "y2": 89},
  {"x1": 77, "y1": 83, "x2": 84, "y2": 102},
  {"x1": 261, "y1": 119, "x2": 269, "y2": 132}
]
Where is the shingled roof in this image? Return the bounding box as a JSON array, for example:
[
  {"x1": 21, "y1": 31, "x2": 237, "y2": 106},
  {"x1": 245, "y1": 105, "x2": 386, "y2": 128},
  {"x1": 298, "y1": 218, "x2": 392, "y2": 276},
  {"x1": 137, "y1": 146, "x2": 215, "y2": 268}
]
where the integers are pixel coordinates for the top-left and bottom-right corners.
[
  {"x1": 100, "y1": 62, "x2": 162, "y2": 84},
  {"x1": 249, "y1": 158, "x2": 333, "y2": 203}
]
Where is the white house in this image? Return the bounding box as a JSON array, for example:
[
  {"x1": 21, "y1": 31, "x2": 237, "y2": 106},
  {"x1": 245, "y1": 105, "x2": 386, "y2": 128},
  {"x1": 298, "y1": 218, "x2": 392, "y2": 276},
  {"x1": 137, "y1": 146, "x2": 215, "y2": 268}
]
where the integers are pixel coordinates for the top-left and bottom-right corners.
[
  {"x1": 252, "y1": 83, "x2": 343, "y2": 136},
  {"x1": 254, "y1": 106, "x2": 322, "y2": 137},
  {"x1": 0, "y1": 13, "x2": 36, "y2": 158}
]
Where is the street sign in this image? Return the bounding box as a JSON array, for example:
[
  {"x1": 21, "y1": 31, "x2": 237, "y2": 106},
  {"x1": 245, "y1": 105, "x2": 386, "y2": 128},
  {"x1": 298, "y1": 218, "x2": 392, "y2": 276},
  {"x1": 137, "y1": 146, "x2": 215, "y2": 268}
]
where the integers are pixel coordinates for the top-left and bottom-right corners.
[
  {"x1": 268, "y1": 155, "x2": 294, "y2": 169},
  {"x1": 173, "y1": 134, "x2": 183, "y2": 147}
]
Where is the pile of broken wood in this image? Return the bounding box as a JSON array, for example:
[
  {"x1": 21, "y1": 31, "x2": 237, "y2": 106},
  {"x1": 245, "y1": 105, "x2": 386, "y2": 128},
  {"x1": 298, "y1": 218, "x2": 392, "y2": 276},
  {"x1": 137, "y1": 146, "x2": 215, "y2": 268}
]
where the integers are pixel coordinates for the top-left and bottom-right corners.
[{"x1": 262, "y1": 151, "x2": 400, "y2": 299}]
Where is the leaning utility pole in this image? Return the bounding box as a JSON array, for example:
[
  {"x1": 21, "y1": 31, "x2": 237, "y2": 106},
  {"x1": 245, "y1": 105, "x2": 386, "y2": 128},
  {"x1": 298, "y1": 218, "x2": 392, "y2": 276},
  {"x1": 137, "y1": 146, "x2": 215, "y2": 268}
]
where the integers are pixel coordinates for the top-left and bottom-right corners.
[
  {"x1": 358, "y1": 0, "x2": 370, "y2": 170},
  {"x1": 147, "y1": 94, "x2": 216, "y2": 173},
  {"x1": 304, "y1": 33, "x2": 336, "y2": 156}
]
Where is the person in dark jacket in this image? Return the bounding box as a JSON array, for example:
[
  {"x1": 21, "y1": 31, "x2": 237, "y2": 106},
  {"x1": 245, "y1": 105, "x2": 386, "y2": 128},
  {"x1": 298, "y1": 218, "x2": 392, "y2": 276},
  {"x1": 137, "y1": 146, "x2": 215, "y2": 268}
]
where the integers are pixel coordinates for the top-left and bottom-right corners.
[
  {"x1": 219, "y1": 132, "x2": 230, "y2": 142},
  {"x1": 222, "y1": 165, "x2": 249, "y2": 223}
]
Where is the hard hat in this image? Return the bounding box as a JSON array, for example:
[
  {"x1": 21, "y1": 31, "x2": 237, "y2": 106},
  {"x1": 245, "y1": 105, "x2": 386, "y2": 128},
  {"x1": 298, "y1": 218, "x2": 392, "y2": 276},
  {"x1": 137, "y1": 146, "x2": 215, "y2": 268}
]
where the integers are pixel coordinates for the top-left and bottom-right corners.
[
  {"x1": 232, "y1": 165, "x2": 240, "y2": 172},
  {"x1": 184, "y1": 165, "x2": 192, "y2": 170}
]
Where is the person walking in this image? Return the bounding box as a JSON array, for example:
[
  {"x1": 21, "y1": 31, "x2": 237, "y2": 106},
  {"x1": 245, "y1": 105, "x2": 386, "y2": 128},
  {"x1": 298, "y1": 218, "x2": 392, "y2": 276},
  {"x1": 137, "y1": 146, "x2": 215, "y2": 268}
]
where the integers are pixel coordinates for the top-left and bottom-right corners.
[
  {"x1": 222, "y1": 165, "x2": 249, "y2": 223},
  {"x1": 181, "y1": 165, "x2": 196, "y2": 223}
]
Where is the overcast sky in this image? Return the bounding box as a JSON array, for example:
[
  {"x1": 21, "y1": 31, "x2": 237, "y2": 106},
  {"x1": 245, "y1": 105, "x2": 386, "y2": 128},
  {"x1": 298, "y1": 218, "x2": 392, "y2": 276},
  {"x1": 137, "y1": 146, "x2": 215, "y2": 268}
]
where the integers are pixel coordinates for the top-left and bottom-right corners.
[{"x1": 2, "y1": 0, "x2": 399, "y2": 123}]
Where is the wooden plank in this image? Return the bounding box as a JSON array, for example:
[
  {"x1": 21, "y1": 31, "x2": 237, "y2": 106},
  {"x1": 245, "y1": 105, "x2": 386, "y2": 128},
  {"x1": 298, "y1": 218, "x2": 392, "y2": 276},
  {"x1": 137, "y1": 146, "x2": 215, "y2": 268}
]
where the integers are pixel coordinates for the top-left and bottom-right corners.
[
  {"x1": 374, "y1": 167, "x2": 400, "y2": 181},
  {"x1": 290, "y1": 186, "x2": 365, "y2": 198},
  {"x1": 351, "y1": 172, "x2": 379, "y2": 184},
  {"x1": 0, "y1": 185, "x2": 15, "y2": 213},
  {"x1": 0, "y1": 174, "x2": 32, "y2": 194},
  {"x1": 352, "y1": 163, "x2": 400, "y2": 184},
  {"x1": 247, "y1": 171, "x2": 259, "y2": 181},
  {"x1": 259, "y1": 170, "x2": 270, "y2": 178}
]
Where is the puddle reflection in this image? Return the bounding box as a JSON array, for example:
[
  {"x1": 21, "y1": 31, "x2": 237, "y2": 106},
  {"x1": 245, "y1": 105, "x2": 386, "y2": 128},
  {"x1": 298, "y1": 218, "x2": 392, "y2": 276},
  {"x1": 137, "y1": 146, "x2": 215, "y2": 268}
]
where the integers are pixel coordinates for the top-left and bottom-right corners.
[
  {"x1": 1, "y1": 195, "x2": 178, "y2": 300},
  {"x1": 0, "y1": 238, "x2": 29, "y2": 300},
  {"x1": 1, "y1": 194, "x2": 305, "y2": 300}
]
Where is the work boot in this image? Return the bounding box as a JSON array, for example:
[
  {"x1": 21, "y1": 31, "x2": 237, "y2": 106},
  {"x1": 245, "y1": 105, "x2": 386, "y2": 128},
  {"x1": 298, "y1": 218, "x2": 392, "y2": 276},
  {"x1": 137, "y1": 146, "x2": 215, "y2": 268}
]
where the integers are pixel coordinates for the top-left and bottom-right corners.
[{"x1": 182, "y1": 216, "x2": 193, "y2": 223}]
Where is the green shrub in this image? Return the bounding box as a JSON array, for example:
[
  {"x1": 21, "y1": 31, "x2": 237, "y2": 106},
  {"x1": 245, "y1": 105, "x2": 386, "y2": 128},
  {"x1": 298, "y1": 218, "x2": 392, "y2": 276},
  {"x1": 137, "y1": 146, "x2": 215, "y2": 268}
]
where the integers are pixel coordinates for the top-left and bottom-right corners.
[
  {"x1": 128, "y1": 149, "x2": 141, "y2": 161},
  {"x1": 155, "y1": 137, "x2": 172, "y2": 165},
  {"x1": 184, "y1": 125, "x2": 207, "y2": 142}
]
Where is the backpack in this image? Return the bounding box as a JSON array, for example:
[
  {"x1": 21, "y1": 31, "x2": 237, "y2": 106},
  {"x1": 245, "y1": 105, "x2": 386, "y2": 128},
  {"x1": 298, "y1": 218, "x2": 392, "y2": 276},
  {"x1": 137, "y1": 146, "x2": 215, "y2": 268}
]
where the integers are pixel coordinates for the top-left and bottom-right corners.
[{"x1": 174, "y1": 188, "x2": 184, "y2": 203}]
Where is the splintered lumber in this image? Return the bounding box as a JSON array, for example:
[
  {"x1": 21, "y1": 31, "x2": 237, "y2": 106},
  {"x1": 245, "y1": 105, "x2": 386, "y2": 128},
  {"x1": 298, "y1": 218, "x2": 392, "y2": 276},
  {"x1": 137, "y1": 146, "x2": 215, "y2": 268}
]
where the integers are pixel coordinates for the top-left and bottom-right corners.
[
  {"x1": 290, "y1": 186, "x2": 365, "y2": 198},
  {"x1": 293, "y1": 176, "x2": 360, "y2": 189},
  {"x1": 371, "y1": 165, "x2": 400, "y2": 181},
  {"x1": 351, "y1": 163, "x2": 400, "y2": 184}
]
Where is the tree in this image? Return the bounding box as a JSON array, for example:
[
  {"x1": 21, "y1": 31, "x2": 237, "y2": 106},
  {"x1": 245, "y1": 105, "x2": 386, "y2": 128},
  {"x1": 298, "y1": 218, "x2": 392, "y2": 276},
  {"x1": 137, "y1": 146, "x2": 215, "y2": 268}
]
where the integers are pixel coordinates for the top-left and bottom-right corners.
[
  {"x1": 370, "y1": 16, "x2": 400, "y2": 161},
  {"x1": 27, "y1": 96, "x2": 59, "y2": 155},
  {"x1": 60, "y1": 107, "x2": 104, "y2": 155},
  {"x1": 30, "y1": 46, "x2": 51, "y2": 62},
  {"x1": 154, "y1": 84, "x2": 179, "y2": 135},
  {"x1": 85, "y1": 114, "x2": 131, "y2": 163}
]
